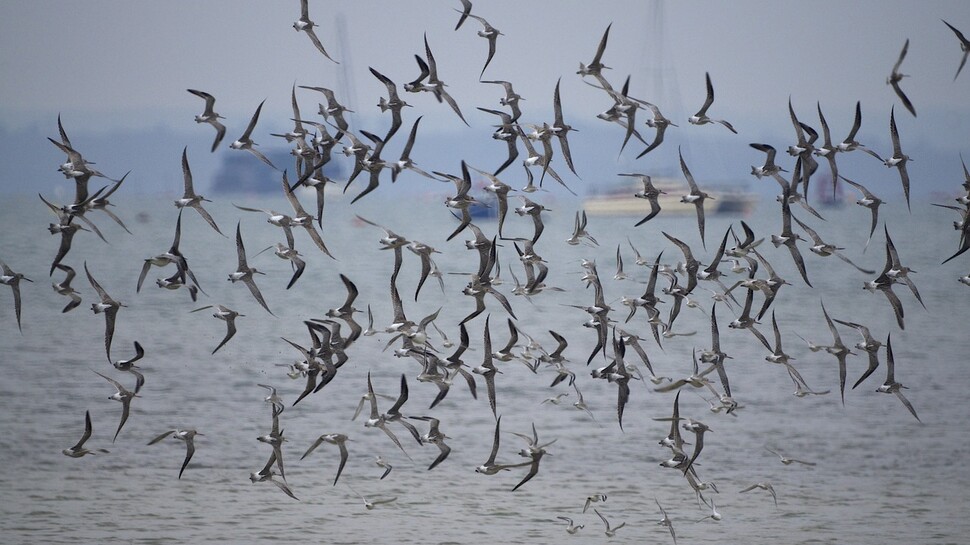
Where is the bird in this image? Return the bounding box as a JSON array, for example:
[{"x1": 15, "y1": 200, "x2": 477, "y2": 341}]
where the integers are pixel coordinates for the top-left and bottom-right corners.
[
  {"x1": 230, "y1": 100, "x2": 277, "y2": 169},
  {"x1": 250, "y1": 451, "x2": 299, "y2": 501},
  {"x1": 638, "y1": 101, "x2": 678, "y2": 157},
  {"x1": 477, "y1": 107, "x2": 520, "y2": 176},
  {"x1": 942, "y1": 19, "x2": 970, "y2": 81},
  {"x1": 837, "y1": 101, "x2": 884, "y2": 161},
  {"x1": 695, "y1": 498, "x2": 723, "y2": 523},
  {"x1": 475, "y1": 415, "x2": 524, "y2": 475},
  {"x1": 257, "y1": 407, "x2": 288, "y2": 481},
  {"x1": 621, "y1": 173, "x2": 665, "y2": 226},
  {"x1": 883, "y1": 225, "x2": 925, "y2": 309},
  {"x1": 482, "y1": 79, "x2": 524, "y2": 124},
  {"x1": 228, "y1": 222, "x2": 274, "y2": 316},
  {"x1": 347, "y1": 485, "x2": 397, "y2": 510},
  {"x1": 511, "y1": 422, "x2": 555, "y2": 491},
  {"x1": 51, "y1": 264, "x2": 82, "y2": 313},
  {"x1": 375, "y1": 456, "x2": 393, "y2": 479},
  {"x1": 412, "y1": 415, "x2": 451, "y2": 471},
  {"x1": 257, "y1": 384, "x2": 285, "y2": 414},
  {"x1": 884, "y1": 106, "x2": 913, "y2": 211},
  {"x1": 740, "y1": 482, "x2": 778, "y2": 507},
  {"x1": 813, "y1": 102, "x2": 843, "y2": 197},
  {"x1": 175, "y1": 147, "x2": 224, "y2": 236},
  {"x1": 0, "y1": 257, "x2": 32, "y2": 332},
  {"x1": 186, "y1": 89, "x2": 226, "y2": 152},
  {"x1": 137, "y1": 209, "x2": 202, "y2": 294},
  {"x1": 656, "y1": 499, "x2": 677, "y2": 544},
  {"x1": 293, "y1": 0, "x2": 338, "y2": 63},
  {"x1": 92, "y1": 370, "x2": 138, "y2": 443},
  {"x1": 839, "y1": 176, "x2": 883, "y2": 252},
  {"x1": 62, "y1": 410, "x2": 109, "y2": 457},
  {"x1": 112, "y1": 341, "x2": 145, "y2": 394},
  {"x1": 370, "y1": 67, "x2": 411, "y2": 143},
  {"x1": 594, "y1": 509, "x2": 626, "y2": 537},
  {"x1": 148, "y1": 429, "x2": 203, "y2": 479},
  {"x1": 301, "y1": 433, "x2": 350, "y2": 485},
  {"x1": 863, "y1": 229, "x2": 907, "y2": 330},
  {"x1": 190, "y1": 304, "x2": 243, "y2": 354},
  {"x1": 887, "y1": 39, "x2": 916, "y2": 117},
  {"x1": 688, "y1": 72, "x2": 737, "y2": 133},
  {"x1": 515, "y1": 196, "x2": 552, "y2": 244},
  {"x1": 392, "y1": 117, "x2": 438, "y2": 186},
  {"x1": 556, "y1": 517, "x2": 584, "y2": 535},
  {"x1": 877, "y1": 334, "x2": 920, "y2": 422},
  {"x1": 791, "y1": 214, "x2": 874, "y2": 274},
  {"x1": 765, "y1": 446, "x2": 815, "y2": 466},
  {"x1": 584, "y1": 493, "x2": 608, "y2": 513},
  {"x1": 681, "y1": 416, "x2": 712, "y2": 476},
  {"x1": 405, "y1": 34, "x2": 469, "y2": 126},
  {"x1": 85, "y1": 262, "x2": 125, "y2": 362},
  {"x1": 771, "y1": 183, "x2": 813, "y2": 287},
  {"x1": 551, "y1": 78, "x2": 579, "y2": 176},
  {"x1": 364, "y1": 372, "x2": 412, "y2": 460},
  {"x1": 749, "y1": 143, "x2": 786, "y2": 179},
  {"x1": 461, "y1": 12, "x2": 502, "y2": 79},
  {"x1": 383, "y1": 374, "x2": 423, "y2": 446},
  {"x1": 280, "y1": 171, "x2": 336, "y2": 258},
  {"x1": 453, "y1": 0, "x2": 473, "y2": 30},
  {"x1": 577, "y1": 23, "x2": 612, "y2": 78},
  {"x1": 678, "y1": 148, "x2": 712, "y2": 249},
  {"x1": 472, "y1": 316, "x2": 501, "y2": 418},
  {"x1": 834, "y1": 318, "x2": 884, "y2": 389},
  {"x1": 819, "y1": 301, "x2": 855, "y2": 405}
]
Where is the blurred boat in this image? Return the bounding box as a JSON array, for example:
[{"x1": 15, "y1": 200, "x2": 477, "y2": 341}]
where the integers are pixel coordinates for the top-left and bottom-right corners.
[{"x1": 582, "y1": 177, "x2": 757, "y2": 217}]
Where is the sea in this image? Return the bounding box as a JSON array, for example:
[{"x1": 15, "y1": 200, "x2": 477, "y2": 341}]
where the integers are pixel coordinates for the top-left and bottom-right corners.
[{"x1": 0, "y1": 189, "x2": 966, "y2": 544}]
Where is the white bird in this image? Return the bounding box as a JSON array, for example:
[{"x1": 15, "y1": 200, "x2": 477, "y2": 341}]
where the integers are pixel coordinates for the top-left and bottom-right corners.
[
  {"x1": 347, "y1": 485, "x2": 397, "y2": 510},
  {"x1": 689, "y1": 72, "x2": 737, "y2": 133},
  {"x1": 186, "y1": 89, "x2": 226, "y2": 152},
  {"x1": 556, "y1": 516, "x2": 584, "y2": 534},
  {"x1": 294, "y1": 0, "x2": 338, "y2": 63},
  {"x1": 594, "y1": 508, "x2": 626, "y2": 537},
  {"x1": 230, "y1": 100, "x2": 277, "y2": 170},
  {"x1": 739, "y1": 481, "x2": 778, "y2": 507}
]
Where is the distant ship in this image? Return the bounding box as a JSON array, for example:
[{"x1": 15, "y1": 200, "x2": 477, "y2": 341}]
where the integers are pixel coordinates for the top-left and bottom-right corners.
[
  {"x1": 210, "y1": 150, "x2": 344, "y2": 194},
  {"x1": 582, "y1": 176, "x2": 757, "y2": 217},
  {"x1": 812, "y1": 173, "x2": 846, "y2": 208}
]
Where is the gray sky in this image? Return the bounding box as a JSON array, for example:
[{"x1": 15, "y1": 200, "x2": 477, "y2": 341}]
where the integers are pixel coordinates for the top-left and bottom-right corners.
[{"x1": 1, "y1": 1, "x2": 969, "y2": 194}]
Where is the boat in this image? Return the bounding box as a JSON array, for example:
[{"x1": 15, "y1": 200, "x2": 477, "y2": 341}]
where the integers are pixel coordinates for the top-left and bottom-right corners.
[
  {"x1": 582, "y1": 176, "x2": 757, "y2": 217},
  {"x1": 210, "y1": 150, "x2": 344, "y2": 195}
]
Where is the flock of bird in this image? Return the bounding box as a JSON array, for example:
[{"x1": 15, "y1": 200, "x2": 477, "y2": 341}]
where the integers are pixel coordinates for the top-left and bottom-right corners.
[{"x1": 3, "y1": 1, "x2": 970, "y2": 540}]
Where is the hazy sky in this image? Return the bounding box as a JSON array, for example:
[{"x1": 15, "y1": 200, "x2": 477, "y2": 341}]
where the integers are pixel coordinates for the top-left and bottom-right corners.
[{"x1": 1, "y1": 1, "x2": 969, "y2": 194}]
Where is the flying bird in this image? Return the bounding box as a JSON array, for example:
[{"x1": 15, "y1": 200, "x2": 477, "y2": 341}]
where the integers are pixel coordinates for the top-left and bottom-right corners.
[
  {"x1": 0, "y1": 257, "x2": 32, "y2": 332},
  {"x1": 942, "y1": 19, "x2": 970, "y2": 80},
  {"x1": 85, "y1": 262, "x2": 125, "y2": 361},
  {"x1": 877, "y1": 334, "x2": 920, "y2": 422},
  {"x1": 175, "y1": 148, "x2": 224, "y2": 236},
  {"x1": 887, "y1": 39, "x2": 916, "y2": 117},
  {"x1": 228, "y1": 223, "x2": 274, "y2": 316},
  {"x1": 148, "y1": 429, "x2": 203, "y2": 479},
  {"x1": 293, "y1": 0, "x2": 338, "y2": 63},
  {"x1": 187, "y1": 89, "x2": 226, "y2": 152},
  {"x1": 689, "y1": 72, "x2": 737, "y2": 133},
  {"x1": 230, "y1": 100, "x2": 278, "y2": 169},
  {"x1": 62, "y1": 410, "x2": 109, "y2": 457},
  {"x1": 93, "y1": 370, "x2": 138, "y2": 443}
]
